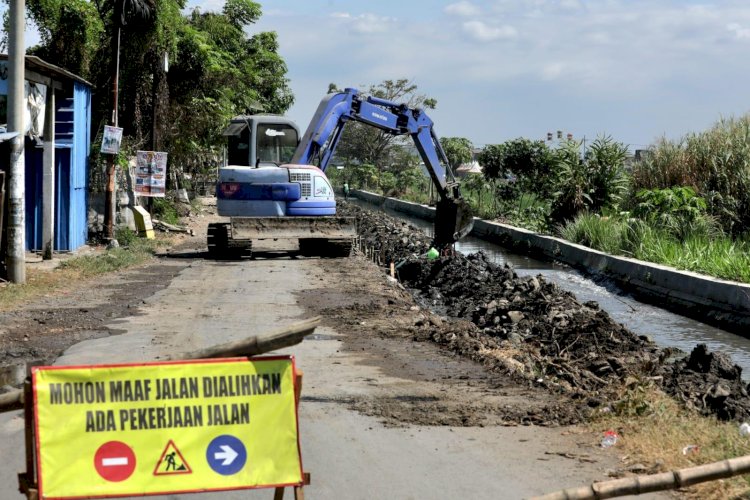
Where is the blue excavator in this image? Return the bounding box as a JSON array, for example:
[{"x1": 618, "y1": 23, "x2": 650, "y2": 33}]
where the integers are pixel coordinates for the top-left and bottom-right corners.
[{"x1": 209, "y1": 87, "x2": 473, "y2": 258}]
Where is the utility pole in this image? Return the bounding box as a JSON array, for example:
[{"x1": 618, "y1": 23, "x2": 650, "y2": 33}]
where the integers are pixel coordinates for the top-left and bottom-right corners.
[
  {"x1": 7, "y1": 0, "x2": 26, "y2": 283},
  {"x1": 104, "y1": 0, "x2": 122, "y2": 240}
]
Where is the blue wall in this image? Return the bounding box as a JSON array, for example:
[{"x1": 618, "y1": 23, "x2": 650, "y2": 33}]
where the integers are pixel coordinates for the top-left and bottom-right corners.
[{"x1": 22, "y1": 81, "x2": 91, "y2": 251}]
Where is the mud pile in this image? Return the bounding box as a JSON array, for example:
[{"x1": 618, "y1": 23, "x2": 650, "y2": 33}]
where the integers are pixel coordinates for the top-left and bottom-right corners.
[{"x1": 341, "y1": 201, "x2": 750, "y2": 422}]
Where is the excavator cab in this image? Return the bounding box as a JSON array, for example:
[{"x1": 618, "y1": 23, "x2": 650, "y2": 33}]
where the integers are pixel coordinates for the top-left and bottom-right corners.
[{"x1": 224, "y1": 116, "x2": 299, "y2": 168}]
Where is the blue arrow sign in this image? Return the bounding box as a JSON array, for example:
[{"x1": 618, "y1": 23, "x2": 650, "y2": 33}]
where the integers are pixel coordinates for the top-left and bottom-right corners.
[{"x1": 206, "y1": 435, "x2": 247, "y2": 475}]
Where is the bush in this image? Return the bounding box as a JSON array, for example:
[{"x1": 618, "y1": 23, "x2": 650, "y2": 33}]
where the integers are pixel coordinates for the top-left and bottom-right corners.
[
  {"x1": 632, "y1": 186, "x2": 722, "y2": 241},
  {"x1": 115, "y1": 227, "x2": 138, "y2": 246},
  {"x1": 151, "y1": 198, "x2": 180, "y2": 225},
  {"x1": 632, "y1": 115, "x2": 750, "y2": 234},
  {"x1": 550, "y1": 136, "x2": 629, "y2": 223}
]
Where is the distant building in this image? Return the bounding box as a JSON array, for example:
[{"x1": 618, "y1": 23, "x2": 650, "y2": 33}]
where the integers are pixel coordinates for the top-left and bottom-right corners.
[{"x1": 455, "y1": 161, "x2": 482, "y2": 178}]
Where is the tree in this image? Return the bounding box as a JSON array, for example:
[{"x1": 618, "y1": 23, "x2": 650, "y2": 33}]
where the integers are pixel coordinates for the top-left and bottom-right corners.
[
  {"x1": 395, "y1": 165, "x2": 427, "y2": 196},
  {"x1": 478, "y1": 144, "x2": 506, "y2": 181},
  {"x1": 328, "y1": 79, "x2": 437, "y2": 167},
  {"x1": 22, "y1": 0, "x2": 104, "y2": 78},
  {"x1": 347, "y1": 163, "x2": 379, "y2": 190},
  {"x1": 462, "y1": 172, "x2": 490, "y2": 214},
  {"x1": 549, "y1": 136, "x2": 629, "y2": 222},
  {"x1": 440, "y1": 137, "x2": 473, "y2": 170},
  {"x1": 585, "y1": 135, "x2": 629, "y2": 213},
  {"x1": 22, "y1": 0, "x2": 294, "y2": 184},
  {"x1": 500, "y1": 138, "x2": 556, "y2": 197}
]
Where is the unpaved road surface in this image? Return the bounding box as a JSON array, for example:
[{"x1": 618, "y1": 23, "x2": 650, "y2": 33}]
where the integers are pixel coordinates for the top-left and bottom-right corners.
[{"x1": 0, "y1": 213, "x2": 663, "y2": 499}]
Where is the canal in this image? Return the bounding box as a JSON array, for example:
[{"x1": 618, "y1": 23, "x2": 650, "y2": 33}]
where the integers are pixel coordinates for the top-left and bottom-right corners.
[{"x1": 355, "y1": 199, "x2": 750, "y2": 374}]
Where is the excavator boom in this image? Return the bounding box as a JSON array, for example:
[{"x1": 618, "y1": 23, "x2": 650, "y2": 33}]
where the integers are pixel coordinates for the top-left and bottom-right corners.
[{"x1": 292, "y1": 88, "x2": 473, "y2": 247}]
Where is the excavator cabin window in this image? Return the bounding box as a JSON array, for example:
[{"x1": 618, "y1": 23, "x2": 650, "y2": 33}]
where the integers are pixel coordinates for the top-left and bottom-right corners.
[
  {"x1": 256, "y1": 124, "x2": 298, "y2": 166},
  {"x1": 227, "y1": 126, "x2": 250, "y2": 166}
]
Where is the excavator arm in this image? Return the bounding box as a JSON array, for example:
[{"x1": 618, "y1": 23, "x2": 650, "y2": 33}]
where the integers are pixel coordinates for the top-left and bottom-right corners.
[{"x1": 291, "y1": 88, "x2": 473, "y2": 247}]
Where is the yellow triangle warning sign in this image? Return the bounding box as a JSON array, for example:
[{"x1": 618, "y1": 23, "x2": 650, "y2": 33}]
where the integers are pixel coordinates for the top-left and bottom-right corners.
[{"x1": 153, "y1": 440, "x2": 192, "y2": 476}]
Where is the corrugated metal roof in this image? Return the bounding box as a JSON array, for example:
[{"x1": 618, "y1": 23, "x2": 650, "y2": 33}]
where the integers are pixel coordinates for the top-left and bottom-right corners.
[{"x1": 0, "y1": 54, "x2": 92, "y2": 87}]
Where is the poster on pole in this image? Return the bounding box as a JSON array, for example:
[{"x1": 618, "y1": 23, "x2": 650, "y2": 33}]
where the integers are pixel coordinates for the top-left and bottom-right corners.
[
  {"x1": 135, "y1": 150, "x2": 168, "y2": 197},
  {"x1": 101, "y1": 126, "x2": 123, "y2": 154}
]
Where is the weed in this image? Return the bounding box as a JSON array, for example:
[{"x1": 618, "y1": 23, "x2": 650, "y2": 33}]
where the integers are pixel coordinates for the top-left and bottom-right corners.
[
  {"x1": 150, "y1": 198, "x2": 180, "y2": 225},
  {"x1": 115, "y1": 227, "x2": 138, "y2": 246},
  {"x1": 595, "y1": 386, "x2": 750, "y2": 499},
  {"x1": 0, "y1": 235, "x2": 167, "y2": 311}
]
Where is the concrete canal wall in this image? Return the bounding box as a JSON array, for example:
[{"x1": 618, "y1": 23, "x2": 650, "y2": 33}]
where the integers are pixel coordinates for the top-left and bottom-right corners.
[{"x1": 353, "y1": 190, "x2": 750, "y2": 334}]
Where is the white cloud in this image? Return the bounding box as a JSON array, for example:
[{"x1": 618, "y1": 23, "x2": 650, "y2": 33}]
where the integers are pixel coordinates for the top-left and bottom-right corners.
[
  {"x1": 541, "y1": 62, "x2": 565, "y2": 80},
  {"x1": 249, "y1": 1, "x2": 750, "y2": 147},
  {"x1": 462, "y1": 20, "x2": 518, "y2": 42},
  {"x1": 184, "y1": 0, "x2": 223, "y2": 13},
  {"x1": 329, "y1": 12, "x2": 394, "y2": 34},
  {"x1": 445, "y1": 1, "x2": 481, "y2": 17},
  {"x1": 727, "y1": 23, "x2": 750, "y2": 40}
]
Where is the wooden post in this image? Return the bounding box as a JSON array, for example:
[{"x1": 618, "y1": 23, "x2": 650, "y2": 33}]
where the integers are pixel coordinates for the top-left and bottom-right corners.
[
  {"x1": 41, "y1": 86, "x2": 55, "y2": 260},
  {"x1": 274, "y1": 371, "x2": 309, "y2": 500},
  {"x1": 533, "y1": 454, "x2": 750, "y2": 499},
  {"x1": 18, "y1": 377, "x2": 38, "y2": 499},
  {"x1": 0, "y1": 171, "x2": 5, "y2": 253}
]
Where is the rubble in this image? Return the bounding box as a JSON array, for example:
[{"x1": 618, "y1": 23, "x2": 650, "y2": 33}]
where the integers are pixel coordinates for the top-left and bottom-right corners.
[{"x1": 341, "y1": 201, "x2": 750, "y2": 422}]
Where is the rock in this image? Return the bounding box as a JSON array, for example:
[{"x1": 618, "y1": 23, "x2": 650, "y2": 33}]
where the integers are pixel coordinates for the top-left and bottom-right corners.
[{"x1": 507, "y1": 311, "x2": 524, "y2": 324}]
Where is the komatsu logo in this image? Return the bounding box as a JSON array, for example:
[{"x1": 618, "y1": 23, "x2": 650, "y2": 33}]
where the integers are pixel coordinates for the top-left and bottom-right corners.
[{"x1": 371, "y1": 112, "x2": 388, "y2": 122}]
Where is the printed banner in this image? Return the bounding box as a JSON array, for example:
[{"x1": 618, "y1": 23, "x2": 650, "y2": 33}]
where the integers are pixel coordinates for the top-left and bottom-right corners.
[
  {"x1": 33, "y1": 357, "x2": 302, "y2": 498},
  {"x1": 135, "y1": 150, "x2": 168, "y2": 197},
  {"x1": 100, "y1": 126, "x2": 123, "y2": 154}
]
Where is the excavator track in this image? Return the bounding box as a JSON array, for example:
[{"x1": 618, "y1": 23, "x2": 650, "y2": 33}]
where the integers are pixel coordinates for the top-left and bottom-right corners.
[{"x1": 207, "y1": 223, "x2": 251, "y2": 260}]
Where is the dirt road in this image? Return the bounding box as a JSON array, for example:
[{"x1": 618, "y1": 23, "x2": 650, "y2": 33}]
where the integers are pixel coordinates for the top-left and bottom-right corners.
[{"x1": 0, "y1": 225, "x2": 661, "y2": 499}]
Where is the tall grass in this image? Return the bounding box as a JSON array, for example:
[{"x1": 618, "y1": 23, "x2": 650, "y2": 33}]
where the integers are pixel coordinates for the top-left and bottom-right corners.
[
  {"x1": 633, "y1": 115, "x2": 750, "y2": 234},
  {"x1": 558, "y1": 212, "x2": 627, "y2": 255},
  {"x1": 559, "y1": 214, "x2": 750, "y2": 283}
]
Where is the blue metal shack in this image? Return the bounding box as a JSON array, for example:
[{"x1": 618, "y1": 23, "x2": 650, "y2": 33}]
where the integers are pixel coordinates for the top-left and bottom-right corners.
[{"x1": 0, "y1": 55, "x2": 92, "y2": 252}]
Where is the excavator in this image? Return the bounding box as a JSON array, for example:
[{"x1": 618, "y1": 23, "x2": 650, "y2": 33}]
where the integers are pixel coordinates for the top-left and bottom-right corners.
[{"x1": 209, "y1": 87, "x2": 473, "y2": 258}]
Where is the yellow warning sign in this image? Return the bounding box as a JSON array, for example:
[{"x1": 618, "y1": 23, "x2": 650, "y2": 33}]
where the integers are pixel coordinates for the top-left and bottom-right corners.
[
  {"x1": 32, "y1": 357, "x2": 302, "y2": 498},
  {"x1": 154, "y1": 440, "x2": 191, "y2": 475}
]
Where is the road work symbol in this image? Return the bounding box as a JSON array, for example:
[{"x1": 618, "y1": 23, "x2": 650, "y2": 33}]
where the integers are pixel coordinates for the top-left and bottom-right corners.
[
  {"x1": 206, "y1": 435, "x2": 247, "y2": 475},
  {"x1": 94, "y1": 441, "x2": 136, "y2": 482},
  {"x1": 154, "y1": 440, "x2": 192, "y2": 476}
]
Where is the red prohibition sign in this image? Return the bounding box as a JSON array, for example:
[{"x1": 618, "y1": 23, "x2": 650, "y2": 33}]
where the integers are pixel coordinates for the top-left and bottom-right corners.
[{"x1": 94, "y1": 441, "x2": 136, "y2": 482}]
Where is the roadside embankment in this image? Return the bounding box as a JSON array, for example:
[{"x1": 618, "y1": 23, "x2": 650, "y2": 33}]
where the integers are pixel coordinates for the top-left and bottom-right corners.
[{"x1": 352, "y1": 190, "x2": 750, "y2": 335}]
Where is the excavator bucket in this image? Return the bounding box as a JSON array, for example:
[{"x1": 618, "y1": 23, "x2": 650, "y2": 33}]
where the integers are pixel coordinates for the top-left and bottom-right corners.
[{"x1": 434, "y1": 198, "x2": 474, "y2": 248}]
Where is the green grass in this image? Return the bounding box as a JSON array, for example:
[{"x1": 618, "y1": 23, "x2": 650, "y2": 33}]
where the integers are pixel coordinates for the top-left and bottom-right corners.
[
  {"x1": 558, "y1": 213, "x2": 628, "y2": 255},
  {"x1": 0, "y1": 230, "x2": 166, "y2": 311},
  {"x1": 58, "y1": 236, "x2": 159, "y2": 277},
  {"x1": 559, "y1": 213, "x2": 750, "y2": 283}
]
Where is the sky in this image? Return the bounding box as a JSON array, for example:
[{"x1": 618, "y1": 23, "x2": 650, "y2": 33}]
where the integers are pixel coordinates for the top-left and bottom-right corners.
[{"x1": 10, "y1": 0, "x2": 750, "y2": 151}]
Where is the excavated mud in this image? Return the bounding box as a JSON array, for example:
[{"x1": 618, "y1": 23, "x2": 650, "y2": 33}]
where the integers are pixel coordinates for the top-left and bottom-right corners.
[{"x1": 342, "y1": 201, "x2": 750, "y2": 422}]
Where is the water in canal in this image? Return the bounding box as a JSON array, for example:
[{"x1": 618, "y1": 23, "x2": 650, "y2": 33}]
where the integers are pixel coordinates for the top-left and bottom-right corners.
[{"x1": 355, "y1": 200, "x2": 750, "y2": 374}]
